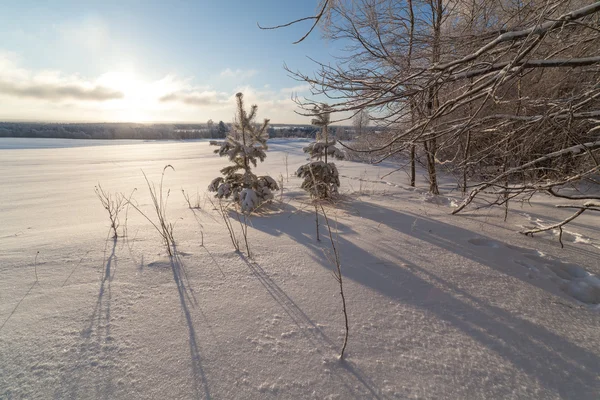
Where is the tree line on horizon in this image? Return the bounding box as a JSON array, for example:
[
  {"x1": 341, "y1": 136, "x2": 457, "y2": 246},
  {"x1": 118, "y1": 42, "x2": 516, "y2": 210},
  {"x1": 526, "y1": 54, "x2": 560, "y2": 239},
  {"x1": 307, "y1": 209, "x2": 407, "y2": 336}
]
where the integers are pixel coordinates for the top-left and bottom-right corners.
[{"x1": 0, "y1": 120, "x2": 334, "y2": 141}]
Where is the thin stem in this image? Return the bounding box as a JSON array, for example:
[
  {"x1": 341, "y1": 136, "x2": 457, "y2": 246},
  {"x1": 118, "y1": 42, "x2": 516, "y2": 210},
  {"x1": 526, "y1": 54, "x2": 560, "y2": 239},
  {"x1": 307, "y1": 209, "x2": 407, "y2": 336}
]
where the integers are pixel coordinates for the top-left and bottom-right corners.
[{"x1": 320, "y1": 205, "x2": 349, "y2": 359}]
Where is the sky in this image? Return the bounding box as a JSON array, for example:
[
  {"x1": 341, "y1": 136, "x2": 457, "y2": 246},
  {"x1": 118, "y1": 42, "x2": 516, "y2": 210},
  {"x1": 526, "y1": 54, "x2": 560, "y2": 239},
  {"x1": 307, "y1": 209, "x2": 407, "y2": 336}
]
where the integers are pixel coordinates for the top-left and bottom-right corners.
[{"x1": 0, "y1": 0, "x2": 342, "y2": 124}]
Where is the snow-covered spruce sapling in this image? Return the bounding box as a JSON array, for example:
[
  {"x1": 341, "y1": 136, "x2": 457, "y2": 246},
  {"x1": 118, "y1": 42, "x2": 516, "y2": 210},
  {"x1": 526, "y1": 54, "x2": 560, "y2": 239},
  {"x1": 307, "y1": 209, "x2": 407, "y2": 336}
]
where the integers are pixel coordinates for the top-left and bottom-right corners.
[
  {"x1": 208, "y1": 92, "x2": 278, "y2": 213},
  {"x1": 296, "y1": 104, "x2": 345, "y2": 199}
]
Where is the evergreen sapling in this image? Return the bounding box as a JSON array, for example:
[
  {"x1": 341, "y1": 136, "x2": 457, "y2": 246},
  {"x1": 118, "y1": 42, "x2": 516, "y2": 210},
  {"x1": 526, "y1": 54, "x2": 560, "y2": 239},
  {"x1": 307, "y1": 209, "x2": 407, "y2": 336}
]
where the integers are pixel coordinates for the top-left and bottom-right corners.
[
  {"x1": 296, "y1": 104, "x2": 345, "y2": 199},
  {"x1": 208, "y1": 92, "x2": 278, "y2": 212}
]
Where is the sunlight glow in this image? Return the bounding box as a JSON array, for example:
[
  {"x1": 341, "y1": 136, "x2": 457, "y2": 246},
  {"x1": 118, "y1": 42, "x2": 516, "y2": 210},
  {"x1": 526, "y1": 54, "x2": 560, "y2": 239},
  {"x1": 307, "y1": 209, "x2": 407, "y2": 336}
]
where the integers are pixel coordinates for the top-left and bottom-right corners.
[{"x1": 96, "y1": 72, "x2": 154, "y2": 122}]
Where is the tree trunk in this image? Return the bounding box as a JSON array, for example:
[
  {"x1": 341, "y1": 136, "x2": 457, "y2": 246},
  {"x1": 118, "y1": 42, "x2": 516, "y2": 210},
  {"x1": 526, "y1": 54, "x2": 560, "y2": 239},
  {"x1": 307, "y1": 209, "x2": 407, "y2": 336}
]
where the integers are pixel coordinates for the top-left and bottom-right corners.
[
  {"x1": 423, "y1": 0, "x2": 443, "y2": 195},
  {"x1": 408, "y1": 0, "x2": 416, "y2": 188},
  {"x1": 424, "y1": 140, "x2": 440, "y2": 195}
]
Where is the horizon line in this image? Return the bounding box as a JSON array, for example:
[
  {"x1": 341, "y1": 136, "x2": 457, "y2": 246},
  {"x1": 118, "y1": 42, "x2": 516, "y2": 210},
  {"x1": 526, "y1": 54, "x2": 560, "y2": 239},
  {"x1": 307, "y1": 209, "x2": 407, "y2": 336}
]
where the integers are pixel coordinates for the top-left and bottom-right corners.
[{"x1": 0, "y1": 118, "x2": 351, "y2": 127}]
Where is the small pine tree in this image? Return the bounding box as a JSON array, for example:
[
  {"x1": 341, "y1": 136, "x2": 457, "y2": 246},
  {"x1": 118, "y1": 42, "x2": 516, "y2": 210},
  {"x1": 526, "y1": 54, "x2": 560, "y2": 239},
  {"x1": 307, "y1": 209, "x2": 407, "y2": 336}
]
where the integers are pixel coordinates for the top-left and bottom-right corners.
[
  {"x1": 208, "y1": 93, "x2": 278, "y2": 212},
  {"x1": 296, "y1": 104, "x2": 345, "y2": 199}
]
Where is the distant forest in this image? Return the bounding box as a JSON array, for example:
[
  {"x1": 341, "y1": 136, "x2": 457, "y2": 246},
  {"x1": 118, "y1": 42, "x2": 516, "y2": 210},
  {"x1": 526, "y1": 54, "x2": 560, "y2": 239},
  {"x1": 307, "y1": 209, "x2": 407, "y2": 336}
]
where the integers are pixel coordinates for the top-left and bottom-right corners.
[{"x1": 0, "y1": 122, "x2": 323, "y2": 140}]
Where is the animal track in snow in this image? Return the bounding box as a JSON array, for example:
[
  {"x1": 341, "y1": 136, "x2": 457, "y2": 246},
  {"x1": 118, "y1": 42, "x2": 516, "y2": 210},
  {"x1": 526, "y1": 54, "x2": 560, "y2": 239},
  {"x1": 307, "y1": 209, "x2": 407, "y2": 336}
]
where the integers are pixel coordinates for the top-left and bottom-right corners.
[
  {"x1": 513, "y1": 259, "x2": 539, "y2": 273},
  {"x1": 517, "y1": 253, "x2": 600, "y2": 305},
  {"x1": 467, "y1": 236, "x2": 600, "y2": 306}
]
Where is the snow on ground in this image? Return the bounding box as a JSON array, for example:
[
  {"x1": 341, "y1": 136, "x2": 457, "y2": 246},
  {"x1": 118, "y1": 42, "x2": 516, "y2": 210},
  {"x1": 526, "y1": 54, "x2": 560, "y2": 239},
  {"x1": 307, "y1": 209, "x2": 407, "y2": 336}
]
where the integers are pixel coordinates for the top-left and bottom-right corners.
[
  {"x1": 1, "y1": 138, "x2": 599, "y2": 399},
  {"x1": 0, "y1": 137, "x2": 148, "y2": 150}
]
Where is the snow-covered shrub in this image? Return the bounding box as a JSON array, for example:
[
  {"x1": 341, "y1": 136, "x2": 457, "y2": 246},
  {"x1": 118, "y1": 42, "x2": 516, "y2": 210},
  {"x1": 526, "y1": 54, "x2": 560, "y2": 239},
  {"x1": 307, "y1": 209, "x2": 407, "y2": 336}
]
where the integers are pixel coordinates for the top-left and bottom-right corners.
[
  {"x1": 296, "y1": 161, "x2": 341, "y2": 199},
  {"x1": 208, "y1": 92, "x2": 278, "y2": 212},
  {"x1": 302, "y1": 140, "x2": 345, "y2": 161},
  {"x1": 296, "y1": 104, "x2": 345, "y2": 199},
  {"x1": 239, "y1": 188, "x2": 259, "y2": 213}
]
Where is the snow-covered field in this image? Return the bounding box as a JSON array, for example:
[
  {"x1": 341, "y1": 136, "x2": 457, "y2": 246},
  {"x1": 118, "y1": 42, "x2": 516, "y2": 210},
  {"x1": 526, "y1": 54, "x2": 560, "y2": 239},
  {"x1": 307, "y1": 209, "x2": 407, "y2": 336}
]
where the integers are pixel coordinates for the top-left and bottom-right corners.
[{"x1": 1, "y1": 138, "x2": 599, "y2": 399}]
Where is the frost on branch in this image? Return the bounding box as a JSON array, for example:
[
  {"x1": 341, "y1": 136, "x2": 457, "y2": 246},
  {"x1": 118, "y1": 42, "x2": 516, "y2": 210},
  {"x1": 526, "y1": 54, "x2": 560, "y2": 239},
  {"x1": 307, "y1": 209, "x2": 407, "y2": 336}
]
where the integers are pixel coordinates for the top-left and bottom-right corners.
[
  {"x1": 297, "y1": 103, "x2": 345, "y2": 199},
  {"x1": 208, "y1": 92, "x2": 278, "y2": 212}
]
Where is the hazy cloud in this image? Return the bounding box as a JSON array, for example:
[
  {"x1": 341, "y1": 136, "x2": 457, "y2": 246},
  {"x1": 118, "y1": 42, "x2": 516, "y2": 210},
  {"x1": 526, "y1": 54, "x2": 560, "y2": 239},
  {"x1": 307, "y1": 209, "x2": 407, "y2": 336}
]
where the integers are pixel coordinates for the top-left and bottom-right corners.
[
  {"x1": 0, "y1": 52, "x2": 123, "y2": 102},
  {"x1": 159, "y1": 91, "x2": 224, "y2": 106},
  {"x1": 0, "y1": 80, "x2": 123, "y2": 101},
  {"x1": 219, "y1": 68, "x2": 258, "y2": 79}
]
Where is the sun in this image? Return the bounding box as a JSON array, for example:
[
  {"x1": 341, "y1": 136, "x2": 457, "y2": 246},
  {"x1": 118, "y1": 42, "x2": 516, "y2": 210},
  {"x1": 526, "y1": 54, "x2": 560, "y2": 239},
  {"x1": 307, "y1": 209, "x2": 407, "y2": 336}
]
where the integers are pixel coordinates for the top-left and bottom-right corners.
[{"x1": 96, "y1": 71, "x2": 154, "y2": 123}]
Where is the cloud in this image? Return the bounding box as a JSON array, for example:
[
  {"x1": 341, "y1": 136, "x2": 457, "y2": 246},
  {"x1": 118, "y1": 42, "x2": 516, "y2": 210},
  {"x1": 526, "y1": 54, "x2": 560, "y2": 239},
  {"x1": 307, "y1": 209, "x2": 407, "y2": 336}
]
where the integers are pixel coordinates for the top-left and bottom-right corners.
[
  {"x1": 0, "y1": 52, "x2": 123, "y2": 102},
  {"x1": 0, "y1": 80, "x2": 123, "y2": 101},
  {"x1": 219, "y1": 68, "x2": 258, "y2": 79},
  {"x1": 159, "y1": 90, "x2": 226, "y2": 106},
  {"x1": 0, "y1": 51, "x2": 333, "y2": 123},
  {"x1": 157, "y1": 86, "x2": 309, "y2": 122}
]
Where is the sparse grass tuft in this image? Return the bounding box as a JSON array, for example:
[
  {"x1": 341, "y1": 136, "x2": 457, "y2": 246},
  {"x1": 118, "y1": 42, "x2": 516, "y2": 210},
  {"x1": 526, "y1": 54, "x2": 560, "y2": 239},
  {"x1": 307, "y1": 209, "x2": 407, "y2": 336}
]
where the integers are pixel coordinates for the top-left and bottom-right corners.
[
  {"x1": 127, "y1": 165, "x2": 177, "y2": 256},
  {"x1": 182, "y1": 188, "x2": 202, "y2": 209},
  {"x1": 95, "y1": 183, "x2": 129, "y2": 238}
]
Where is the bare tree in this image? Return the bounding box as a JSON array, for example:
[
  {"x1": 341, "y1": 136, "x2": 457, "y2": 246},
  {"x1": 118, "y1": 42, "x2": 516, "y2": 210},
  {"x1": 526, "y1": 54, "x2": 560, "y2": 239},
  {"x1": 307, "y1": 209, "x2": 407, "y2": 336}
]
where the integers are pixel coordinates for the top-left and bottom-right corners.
[
  {"x1": 352, "y1": 109, "x2": 370, "y2": 137},
  {"x1": 263, "y1": 1, "x2": 600, "y2": 230}
]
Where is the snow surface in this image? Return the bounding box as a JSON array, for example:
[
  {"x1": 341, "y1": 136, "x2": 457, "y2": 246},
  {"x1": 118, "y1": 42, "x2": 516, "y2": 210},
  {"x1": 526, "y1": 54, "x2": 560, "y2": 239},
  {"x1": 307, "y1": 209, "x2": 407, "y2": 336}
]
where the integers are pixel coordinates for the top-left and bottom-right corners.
[
  {"x1": 0, "y1": 137, "x2": 150, "y2": 150},
  {"x1": 1, "y1": 138, "x2": 599, "y2": 399}
]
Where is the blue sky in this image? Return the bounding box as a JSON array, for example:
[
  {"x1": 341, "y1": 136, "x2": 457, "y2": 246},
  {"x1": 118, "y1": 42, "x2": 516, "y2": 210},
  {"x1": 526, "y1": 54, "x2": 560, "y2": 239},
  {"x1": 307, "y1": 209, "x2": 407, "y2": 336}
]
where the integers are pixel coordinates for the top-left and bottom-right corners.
[{"x1": 0, "y1": 1, "x2": 341, "y2": 123}]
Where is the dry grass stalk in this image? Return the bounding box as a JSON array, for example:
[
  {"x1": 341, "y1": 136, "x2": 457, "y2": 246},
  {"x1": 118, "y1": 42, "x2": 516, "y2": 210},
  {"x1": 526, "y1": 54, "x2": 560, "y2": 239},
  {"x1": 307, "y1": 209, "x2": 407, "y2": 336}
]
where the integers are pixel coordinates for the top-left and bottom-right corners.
[
  {"x1": 182, "y1": 188, "x2": 201, "y2": 209},
  {"x1": 209, "y1": 197, "x2": 240, "y2": 252},
  {"x1": 319, "y1": 205, "x2": 349, "y2": 359},
  {"x1": 234, "y1": 208, "x2": 252, "y2": 258},
  {"x1": 127, "y1": 165, "x2": 177, "y2": 256},
  {"x1": 284, "y1": 152, "x2": 289, "y2": 182}
]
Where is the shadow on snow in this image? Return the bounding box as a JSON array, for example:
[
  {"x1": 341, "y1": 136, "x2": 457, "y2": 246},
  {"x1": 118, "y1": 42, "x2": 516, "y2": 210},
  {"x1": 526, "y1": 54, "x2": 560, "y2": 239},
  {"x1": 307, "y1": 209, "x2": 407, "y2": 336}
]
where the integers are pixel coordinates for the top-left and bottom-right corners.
[{"x1": 251, "y1": 200, "x2": 599, "y2": 398}]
